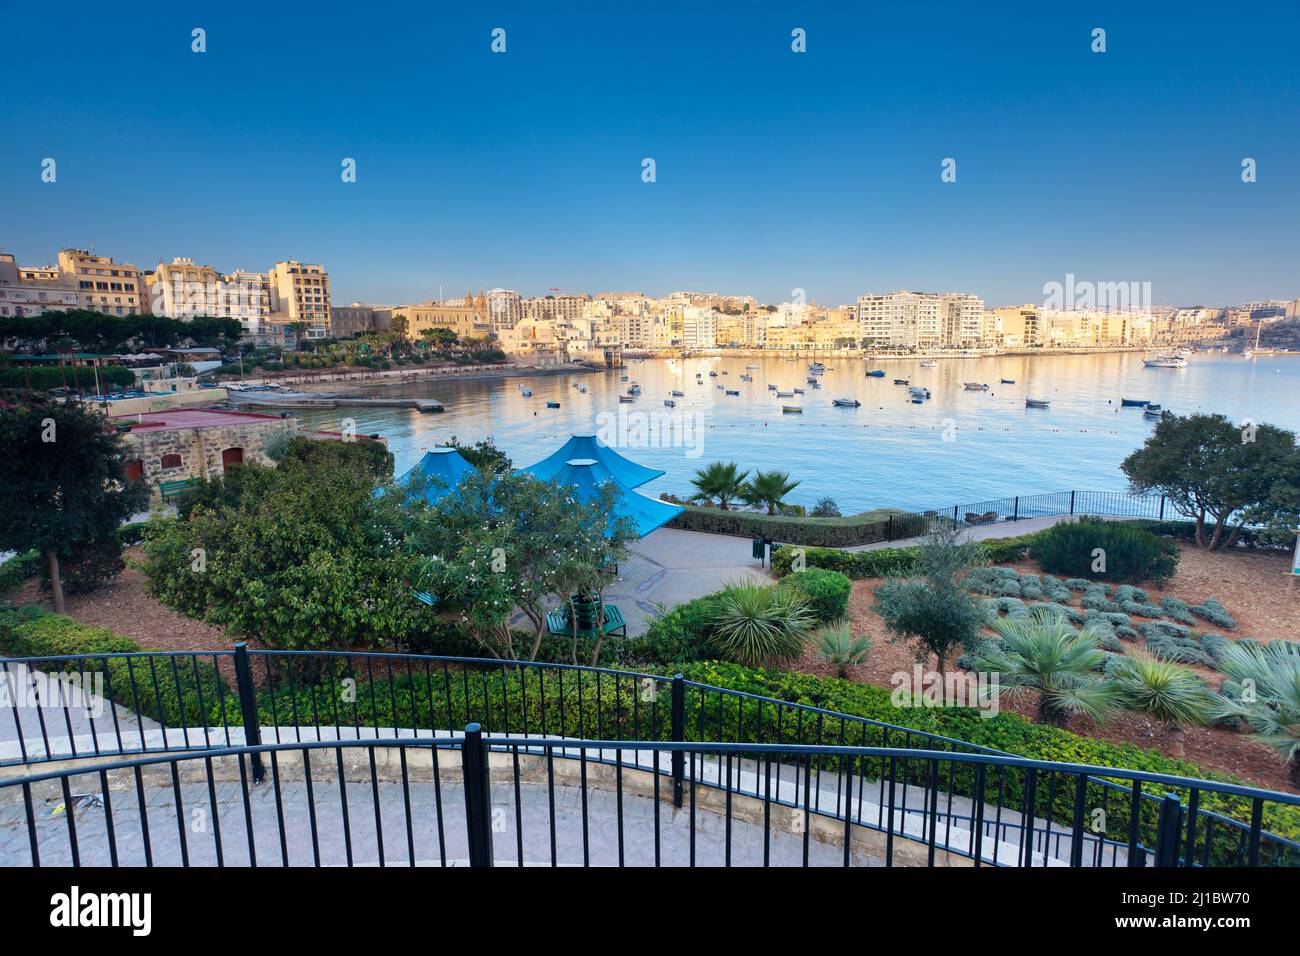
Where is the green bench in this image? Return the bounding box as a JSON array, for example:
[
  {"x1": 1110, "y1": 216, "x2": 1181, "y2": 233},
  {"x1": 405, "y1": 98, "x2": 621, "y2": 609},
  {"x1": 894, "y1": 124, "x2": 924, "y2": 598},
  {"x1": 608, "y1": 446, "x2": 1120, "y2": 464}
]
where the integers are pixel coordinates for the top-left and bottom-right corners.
[
  {"x1": 546, "y1": 602, "x2": 626, "y2": 638},
  {"x1": 158, "y1": 478, "x2": 200, "y2": 502}
]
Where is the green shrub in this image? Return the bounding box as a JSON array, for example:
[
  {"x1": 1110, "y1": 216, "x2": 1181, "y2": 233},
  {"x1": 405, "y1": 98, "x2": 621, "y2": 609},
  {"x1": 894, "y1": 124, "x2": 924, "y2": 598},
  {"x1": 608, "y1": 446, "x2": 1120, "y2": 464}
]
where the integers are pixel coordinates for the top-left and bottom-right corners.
[
  {"x1": 771, "y1": 535, "x2": 1040, "y2": 580},
  {"x1": 1028, "y1": 518, "x2": 1179, "y2": 584},
  {"x1": 778, "y1": 567, "x2": 851, "y2": 622},
  {"x1": 39, "y1": 534, "x2": 124, "y2": 595},
  {"x1": 0, "y1": 550, "x2": 41, "y2": 595},
  {"x1": 0, "y1": 365, "x2": 135, "y2": 391},
  {"x1": 0, "y1": 610, "x2": 233, "y2": 727}
]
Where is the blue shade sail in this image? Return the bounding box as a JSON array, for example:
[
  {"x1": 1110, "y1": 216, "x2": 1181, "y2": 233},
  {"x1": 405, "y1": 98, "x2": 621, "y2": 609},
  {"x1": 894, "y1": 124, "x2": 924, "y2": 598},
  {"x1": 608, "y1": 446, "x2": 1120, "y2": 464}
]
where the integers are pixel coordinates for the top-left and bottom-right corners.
[
  {"x1": 395, "y1": 447, "x2": 477, "y2": 504},
  {"x1": 548, "y1": 458, "x2": 682, "y2": 539},
  {"x1": 518, "y1": 434, "x2": 664, "y2": 489}
]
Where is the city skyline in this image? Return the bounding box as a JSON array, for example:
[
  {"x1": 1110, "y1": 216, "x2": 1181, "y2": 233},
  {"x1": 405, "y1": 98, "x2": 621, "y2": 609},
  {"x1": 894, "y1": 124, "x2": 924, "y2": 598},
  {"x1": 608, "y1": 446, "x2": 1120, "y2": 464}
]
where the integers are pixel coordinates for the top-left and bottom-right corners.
[{"x1": 2, "y1": 3, "x2": 1298, "y2": 307}]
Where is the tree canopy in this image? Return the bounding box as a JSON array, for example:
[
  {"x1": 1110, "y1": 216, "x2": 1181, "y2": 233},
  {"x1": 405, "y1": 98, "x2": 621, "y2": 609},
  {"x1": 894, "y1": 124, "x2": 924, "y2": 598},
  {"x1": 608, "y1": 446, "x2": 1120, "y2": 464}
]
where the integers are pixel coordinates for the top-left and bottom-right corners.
[
  {"x1": 0, "y1": 393, "x2": 147, "y2": 611},
  {"x1": 1121, "y1": 413, "x2": 1300, "y2": 549}
]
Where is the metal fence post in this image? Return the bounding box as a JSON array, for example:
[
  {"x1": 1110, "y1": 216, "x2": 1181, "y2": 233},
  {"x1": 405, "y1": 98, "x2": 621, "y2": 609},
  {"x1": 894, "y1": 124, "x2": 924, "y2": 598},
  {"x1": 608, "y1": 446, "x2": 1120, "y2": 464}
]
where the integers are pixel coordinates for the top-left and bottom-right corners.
[
  {"x1": 1069, "y1": 490, "x2": 1076, "y2": 515},
  {"x1": 1012, "y1": 496, "x2": 1019, "y2": 522},
  {"x1": 671, "y1": 674, "x2": 686, "y2": 808},
  {"x1": 886, "y1": 514, "x2": 893, "y2": 543},
  {"x1": 461, "y1": 723, "x2": 494, "y2": 867},
  {"x1": 1153, "y1": 793, "x2": 1183, "y2": 867},
  {"x1": 1158, "y1": 496, "x2": 1166, "y2": 521},
  {"x1": 232, "y1": 642, "x2": 265, "y2": 783}
]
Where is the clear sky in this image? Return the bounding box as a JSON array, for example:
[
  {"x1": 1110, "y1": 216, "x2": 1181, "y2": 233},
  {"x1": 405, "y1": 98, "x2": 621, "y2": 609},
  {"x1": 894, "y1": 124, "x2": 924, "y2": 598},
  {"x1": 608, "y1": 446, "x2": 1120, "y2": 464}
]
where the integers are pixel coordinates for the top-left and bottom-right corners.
[{"x1": 2, "y1": 0, "x2": 1297, "y2": 308}]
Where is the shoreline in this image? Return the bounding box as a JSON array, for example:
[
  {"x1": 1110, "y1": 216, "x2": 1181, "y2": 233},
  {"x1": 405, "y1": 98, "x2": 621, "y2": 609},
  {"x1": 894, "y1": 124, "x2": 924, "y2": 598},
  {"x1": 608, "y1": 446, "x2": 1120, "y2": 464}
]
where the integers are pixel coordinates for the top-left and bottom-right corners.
[{"x1": 220, "y1": 361, "x2": 602, "y2": 396}]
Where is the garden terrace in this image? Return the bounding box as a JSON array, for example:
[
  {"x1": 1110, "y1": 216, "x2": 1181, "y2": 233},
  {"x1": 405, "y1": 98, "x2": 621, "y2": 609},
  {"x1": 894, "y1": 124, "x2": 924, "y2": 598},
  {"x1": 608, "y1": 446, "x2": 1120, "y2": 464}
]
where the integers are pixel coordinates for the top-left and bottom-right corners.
[{"x1": 1, "y1": 647, "x2": 1297, "y2": 868}]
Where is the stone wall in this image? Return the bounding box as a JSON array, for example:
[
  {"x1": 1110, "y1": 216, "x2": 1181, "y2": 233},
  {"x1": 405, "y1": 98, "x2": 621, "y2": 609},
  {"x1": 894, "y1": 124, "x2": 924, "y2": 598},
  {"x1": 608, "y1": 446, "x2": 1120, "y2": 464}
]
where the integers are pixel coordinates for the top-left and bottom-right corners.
[{"x1": 122, "y1": 419, "x2": 298, "y2": 502}]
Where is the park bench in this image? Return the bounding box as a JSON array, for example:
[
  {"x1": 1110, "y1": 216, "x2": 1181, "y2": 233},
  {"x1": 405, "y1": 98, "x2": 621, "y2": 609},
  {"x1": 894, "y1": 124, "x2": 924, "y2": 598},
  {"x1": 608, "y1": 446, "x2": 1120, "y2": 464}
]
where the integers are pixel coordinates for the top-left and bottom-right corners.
[
  {"x1": 159, "y1": 478, "x2": 200, "y2": 502},
  {"x1": 546, "y1": 601, "x2": 626, "y2": 638}
]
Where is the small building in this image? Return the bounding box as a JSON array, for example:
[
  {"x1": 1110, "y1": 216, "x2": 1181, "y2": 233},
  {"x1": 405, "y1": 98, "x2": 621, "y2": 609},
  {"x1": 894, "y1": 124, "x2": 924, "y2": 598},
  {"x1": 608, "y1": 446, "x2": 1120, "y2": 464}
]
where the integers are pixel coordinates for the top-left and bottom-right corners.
[{"x1": 111, "y1": 408, "x2": 381, "y2": 503}]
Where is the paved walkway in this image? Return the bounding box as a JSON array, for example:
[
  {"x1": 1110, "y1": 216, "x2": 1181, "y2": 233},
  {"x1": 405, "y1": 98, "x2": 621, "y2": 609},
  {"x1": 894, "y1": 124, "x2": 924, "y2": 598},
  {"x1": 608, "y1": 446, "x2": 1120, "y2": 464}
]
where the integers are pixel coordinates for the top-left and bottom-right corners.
[{"x1": 604, "y1": 516, "x2": 1079, "y2": 633}]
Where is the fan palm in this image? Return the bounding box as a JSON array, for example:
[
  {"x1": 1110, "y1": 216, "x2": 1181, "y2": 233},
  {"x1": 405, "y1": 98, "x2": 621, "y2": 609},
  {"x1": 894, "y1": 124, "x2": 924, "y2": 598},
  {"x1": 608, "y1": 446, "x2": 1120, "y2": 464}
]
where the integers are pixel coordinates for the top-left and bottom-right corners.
[
  {"x1": 1109, "y1": 652, "x2": 1214, "y2": 758},
  {"x1": 742, "y1": 470, "x2": 801, "y2": 515},
  {"x1": 972, "y1": 608, "x2": 1121, "y2": 726},
  {"x1": 708, "y1": 580, "x2": 813, "y2": 666},
  {"x1": 814, "y1": 623, "x2": 872, "y2": 678},
  {"x1": 1213, "y1": 639, "x2": 1300, "y2": 785},
  {"x1": 690, "y1": 461, "x2": 749, "y2": 510}
]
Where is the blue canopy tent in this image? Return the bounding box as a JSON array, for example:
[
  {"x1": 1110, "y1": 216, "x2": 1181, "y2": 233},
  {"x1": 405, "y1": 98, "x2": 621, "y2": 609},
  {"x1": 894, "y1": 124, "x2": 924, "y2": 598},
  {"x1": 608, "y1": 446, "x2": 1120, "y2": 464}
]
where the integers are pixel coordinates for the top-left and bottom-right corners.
[
  {"x1": 395, "y1": 447, "x2": 477, "y2": 506},
  {"x1": 518, "y1": 434, "x2": 664, "y2": 489},
  {"x1": 549, "y1": 458, "x2": 683, "y2": 539}
]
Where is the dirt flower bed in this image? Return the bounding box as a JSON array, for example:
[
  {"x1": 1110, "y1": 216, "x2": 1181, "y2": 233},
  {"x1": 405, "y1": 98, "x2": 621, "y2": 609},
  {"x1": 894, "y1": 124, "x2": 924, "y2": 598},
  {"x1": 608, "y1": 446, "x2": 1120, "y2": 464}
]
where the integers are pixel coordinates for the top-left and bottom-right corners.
[
  {"x1": 806, "y1": 542, "x2": 1300, "y2": 794},
  {"x1": 9, "y1": 548, "x2": 255, "y2": 687}
]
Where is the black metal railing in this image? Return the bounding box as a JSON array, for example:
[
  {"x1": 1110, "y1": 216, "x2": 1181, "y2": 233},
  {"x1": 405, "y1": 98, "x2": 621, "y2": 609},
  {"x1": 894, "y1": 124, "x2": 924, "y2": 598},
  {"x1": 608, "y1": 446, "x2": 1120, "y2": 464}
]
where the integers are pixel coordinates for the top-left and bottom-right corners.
[
  {"x1": 4, "y1": 731, "x2": 1299, "y2": 868},
  {"x1": 2, "y1": 648, "x2": 1298, "y2": 867},
  {"x1": 881, "y1": 489, "x2": 1170, "y2": 542}
]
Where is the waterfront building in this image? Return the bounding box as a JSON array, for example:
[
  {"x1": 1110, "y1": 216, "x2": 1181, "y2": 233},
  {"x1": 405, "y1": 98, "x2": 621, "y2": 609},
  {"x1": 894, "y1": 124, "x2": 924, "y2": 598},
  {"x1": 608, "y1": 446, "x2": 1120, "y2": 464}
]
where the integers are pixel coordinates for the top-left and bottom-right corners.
[
  {"x1": 401, "y1": 293, "x2": 492, "y2": 343},
  {"x1": 57, "y1": 248, "x2": 147, "y2": 316},
  {"x1": 267, "y1": 260, "x2": 331, "y2": 340},
  {"x1": 329, "y1": 303, "x2": 394, "y2": 338},
  {"x1": 0, "y1": 253, "x2": 80, "y2": 317},
  {"x1": 681, "y1": 306, "x2": 718, "y2": 350},
  {"x1": 993, "y1": 305, "x2": 1043, "y2": 348},
  {"x1": 146, "y1": 257, "x2": 225, "y2": 318},
  {"x1": 486, "y1": 288, "x2": 523, "y2": 329}
]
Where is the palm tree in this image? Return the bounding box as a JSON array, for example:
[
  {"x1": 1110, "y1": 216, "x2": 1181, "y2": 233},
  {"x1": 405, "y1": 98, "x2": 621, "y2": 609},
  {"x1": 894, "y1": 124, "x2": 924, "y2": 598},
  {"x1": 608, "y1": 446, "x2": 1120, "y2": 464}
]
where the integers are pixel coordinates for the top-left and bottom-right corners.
[
  {"x1": 1109, "y1": 652, "x2": 1214, "y2": 758},
  {"x1": 814, "y1": 624, "x2": 872, "y2": 678},
  {"x1": 742, "y1": 470, "x2": 800, "y2": 515},
  {"x1": 973, "y1": 608, "x2": 1120, "y2": 726},
  {"x1": 690, "y1": 461, "x2": 749, "y2": 510},
  {"x1": 1214, "y1": 639, "x2": 1300, "y2": 785}
]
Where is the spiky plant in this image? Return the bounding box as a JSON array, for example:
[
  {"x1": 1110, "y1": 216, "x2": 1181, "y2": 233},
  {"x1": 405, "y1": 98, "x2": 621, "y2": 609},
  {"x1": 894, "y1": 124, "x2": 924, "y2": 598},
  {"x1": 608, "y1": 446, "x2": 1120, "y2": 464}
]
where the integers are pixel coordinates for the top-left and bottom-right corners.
[
  {"x1": 708, "y1": 580, "x2": 813, "y2": 666},
  {"x1": 1213, "y1": 639, "x2": 1300, "y2": 785},
  {"x1": 1109, "y1": 652, "x2": 1214, "y2": 758},
  {"x1": 689, "y1": 461, "x2": 749, "y2": 511},
  {"x1": 972, "y1": 607, "x2": 1121, "y2": 726},
  {"x1": 742, "y1": 470, "x2": 801, "y2": 516},
  {"x1": 814, "y1": 623, "x2": 872, "y2": 678}
]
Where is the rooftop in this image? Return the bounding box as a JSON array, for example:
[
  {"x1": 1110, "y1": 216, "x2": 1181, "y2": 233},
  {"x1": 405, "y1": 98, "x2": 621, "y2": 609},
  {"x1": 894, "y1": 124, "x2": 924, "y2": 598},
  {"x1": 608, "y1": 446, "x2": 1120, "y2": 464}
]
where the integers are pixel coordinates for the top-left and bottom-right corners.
[{"x1": 111, "y1": 408, "x2": 286, "y2": 432}]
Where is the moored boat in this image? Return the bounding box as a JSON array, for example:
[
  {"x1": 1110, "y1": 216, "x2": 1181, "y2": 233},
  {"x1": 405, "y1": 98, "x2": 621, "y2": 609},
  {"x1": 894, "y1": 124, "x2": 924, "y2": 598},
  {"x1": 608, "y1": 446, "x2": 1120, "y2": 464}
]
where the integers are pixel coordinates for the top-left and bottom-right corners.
[
  {"x1": 1120, "y1": 398, "x2": 1149, "y2": 407},
  {"x1": 963, "y1": 382, "x2": 988, "y2": 391},
  {"x1": 831, "y1": 397, "x2": 861, "y2": 407},
  {"x1": 1025, "y1": 398, "x2": 1050, "y2": 408},
  {"x1": 920, "y1": 360, "x2": 937, "y2": 368},
  {"x1": 893, "y1": 378, "x2": 910, "y2": 385},
  {"x1": 1000, "y1": 378, "x2": 1015, "y2": 384},
  {"x1": 664, "y1": 399, "x2": 676, "y2": 407},
  {"x1": 619, "y1": 395, "x2": 635, "y2": 403},
  {"x1": 546, "y1": 401, "x2": 561, "y2": 408},
  {"x1": 781, "y1": 405, "x2": 803, "y2": 413},
  {"x1": 866, "y1": 369, "x2": 885, "y2": 377},
  {"x1": 1143, "y1": 355, "x2": 1187, "y2": 368},
  {"x1": 776, "y1": 390, "x2": 794, "y2": 397},
  {"x1": 724, "y1": 389, "x2": 740, "y2": 396},
  {"x1": 670, "y1": 389, "x2": 685, "y2": 396},
  {"x1": 767, "y1": 384, "x2": 778, "y2": 390},
  {"x1": 793, "y1": 387, "x2": 805, "y2": 394}
]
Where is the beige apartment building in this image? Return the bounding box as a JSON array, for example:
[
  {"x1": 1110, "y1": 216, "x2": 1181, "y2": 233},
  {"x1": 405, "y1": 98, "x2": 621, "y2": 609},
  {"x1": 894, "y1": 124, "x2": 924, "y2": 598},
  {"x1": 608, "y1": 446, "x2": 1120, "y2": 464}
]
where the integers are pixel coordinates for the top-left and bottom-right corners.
[
  {"x1": 485, "y1": 289, "x2": 523, "y2": 329},
  {"x1": 400, "y1": 292, "x2": 493, "y2": 342},
  {"x1": 147, "y1": 257, "x2": 224, "y2": 318},
  {"x1": 268, "y1": 260, "x2": 331, "y2": 339},
  {"x1": 58, "y1": 249, "x2": 147, "y2": 316},
  {"x1": 0, "y1": 254, "x2": 80, "y2": 317}
]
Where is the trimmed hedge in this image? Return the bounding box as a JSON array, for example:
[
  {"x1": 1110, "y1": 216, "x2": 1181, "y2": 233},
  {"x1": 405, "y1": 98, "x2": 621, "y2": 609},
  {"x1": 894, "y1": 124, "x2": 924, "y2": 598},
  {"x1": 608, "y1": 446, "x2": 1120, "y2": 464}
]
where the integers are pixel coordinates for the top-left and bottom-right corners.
[
  {"x1": 0, "y1": 608, "x2": 234, "y2": 727},
  {"x1": 666, "y1": 504, "x2": 915, "y2": 547},
  {"x1": 770, "y1": 533, "x2": 1040, "y2": 579},
  {"x1": 0, "y1": 365, "x2": 136, "y2": 391}
]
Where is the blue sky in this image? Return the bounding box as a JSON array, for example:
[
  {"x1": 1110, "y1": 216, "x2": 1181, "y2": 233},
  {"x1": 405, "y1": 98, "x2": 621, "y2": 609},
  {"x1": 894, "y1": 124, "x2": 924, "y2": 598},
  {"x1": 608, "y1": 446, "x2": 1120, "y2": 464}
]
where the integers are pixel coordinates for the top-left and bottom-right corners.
[{"x1": 1, "y1": 1, "x2": 1297, "y2": 307}]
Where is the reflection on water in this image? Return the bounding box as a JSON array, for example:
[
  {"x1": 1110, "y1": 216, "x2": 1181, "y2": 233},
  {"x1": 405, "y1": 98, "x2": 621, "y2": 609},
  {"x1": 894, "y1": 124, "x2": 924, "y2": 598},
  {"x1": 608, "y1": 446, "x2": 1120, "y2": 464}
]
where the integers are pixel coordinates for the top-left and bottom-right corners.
[{"x1": 286, "y1": 352, "x2": 1300, "y2": 513}]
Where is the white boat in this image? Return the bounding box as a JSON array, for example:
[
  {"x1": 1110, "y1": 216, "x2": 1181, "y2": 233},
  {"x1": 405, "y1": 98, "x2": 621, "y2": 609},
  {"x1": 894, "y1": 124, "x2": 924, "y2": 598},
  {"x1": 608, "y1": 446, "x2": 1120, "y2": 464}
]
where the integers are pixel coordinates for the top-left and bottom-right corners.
[
  {"x1": 745, "y1": 364, "x2": 760, "y2": 369},
  {"x1": 793, "y1": 387, "x2": 805, "y2": 394},
  {"x1": 520, "y1": 388, "x2": 533, "y2": 397},
  {"x1": 831, "y1": 397, "x2": 861, "y2": 408},
  {"x1": 920, "y1": 360, "x2": 938, "y2": 368},
  {"x1": 1143, "y1": 355, "x2": 1186, "y2": 368},
  {"x1": 908, "y1": 386, "x2": 931, "y2": 399},
  {"x1": 808, "y1": 362, "x2": 826, "y2": 372},
  {"x1": 776, "y1": 390, "x2": 794, "y2": 397},
  {"x1": 963, "y1": 382, "x2": 989, "y2": 391}
]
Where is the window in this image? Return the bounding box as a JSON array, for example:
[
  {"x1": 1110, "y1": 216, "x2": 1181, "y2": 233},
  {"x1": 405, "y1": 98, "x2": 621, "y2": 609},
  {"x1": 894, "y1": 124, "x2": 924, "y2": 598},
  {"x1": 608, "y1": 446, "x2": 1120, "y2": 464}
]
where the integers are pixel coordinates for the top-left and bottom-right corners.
[{"x1": 160, "y1": 453, "x2": 182, "y2": 469}]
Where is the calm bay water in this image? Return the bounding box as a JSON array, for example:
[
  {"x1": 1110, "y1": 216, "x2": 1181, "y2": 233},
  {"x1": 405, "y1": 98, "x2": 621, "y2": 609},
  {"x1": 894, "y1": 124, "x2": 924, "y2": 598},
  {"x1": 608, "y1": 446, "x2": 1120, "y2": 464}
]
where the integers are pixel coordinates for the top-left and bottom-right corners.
[{"x1": 288, "y1": 353, "x2": 1300, "y2": 514}]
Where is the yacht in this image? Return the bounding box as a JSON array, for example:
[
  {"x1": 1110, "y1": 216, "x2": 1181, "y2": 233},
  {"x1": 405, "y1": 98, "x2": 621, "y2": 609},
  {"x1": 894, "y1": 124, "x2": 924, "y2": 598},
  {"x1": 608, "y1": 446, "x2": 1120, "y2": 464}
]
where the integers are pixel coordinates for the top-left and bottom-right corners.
[
  {"x1": 920, "y1": 360, "x2": 938, "y2": 368},
  {"x1": 1143, "y1": 355, "x2": 1187, "y2": 368}
]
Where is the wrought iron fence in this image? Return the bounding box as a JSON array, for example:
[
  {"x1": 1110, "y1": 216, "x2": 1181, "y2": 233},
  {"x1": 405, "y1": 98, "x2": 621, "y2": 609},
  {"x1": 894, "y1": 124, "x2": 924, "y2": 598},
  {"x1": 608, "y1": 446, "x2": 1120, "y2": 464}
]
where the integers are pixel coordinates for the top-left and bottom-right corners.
[
  {"x1": 3, "y1": 730, "x2": 1298, "y2": 867},
  {"x1": 2, "y1": 648, "x2": 1298, "y2": 867},
  {"x1": 881, "y1": 489, "x2": 1169, "y2": 541}
]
